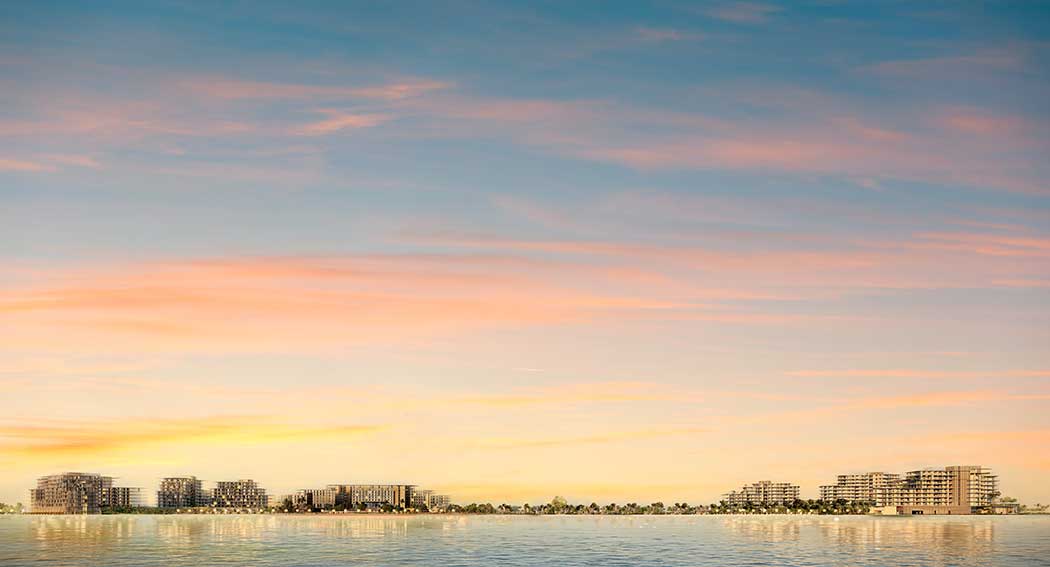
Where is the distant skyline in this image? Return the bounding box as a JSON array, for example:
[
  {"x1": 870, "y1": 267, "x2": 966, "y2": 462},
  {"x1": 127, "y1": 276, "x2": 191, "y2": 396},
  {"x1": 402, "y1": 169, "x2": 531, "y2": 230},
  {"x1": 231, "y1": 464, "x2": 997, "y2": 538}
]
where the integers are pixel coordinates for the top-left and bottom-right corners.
[{"x1": 1, "y1": 1, "x2": 1048, "y2": 506}]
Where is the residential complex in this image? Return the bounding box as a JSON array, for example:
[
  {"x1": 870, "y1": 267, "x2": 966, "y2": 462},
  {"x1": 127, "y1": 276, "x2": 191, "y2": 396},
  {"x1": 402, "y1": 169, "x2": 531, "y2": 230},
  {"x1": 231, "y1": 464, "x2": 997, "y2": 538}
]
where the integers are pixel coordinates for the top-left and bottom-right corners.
[
  {"x1": 723, "y1": 481, "x2": 801, "y2": 506},
  {"x1": 292, "y1": 488, "x2": 337, "y2": 509},
  {"x1": 108, "y1": 486, "x2": 145, "y2": 508},
  {"x1": 820, "y1": 465, "x2": 999, "y2": 514},
  {"x1": 157, "y1": 476, "x2": 209, "y2": 509},
  {"x1": 327, "y1": 484, "x2": 414, "y2": 510},
  {"x1": 30, "y1": 473, "x2": 142, "y2": 514},
  {"x1": 212, "y1": 479, "x2": 269, "y2": 509},
  {"x1": 411, "y1": 489, "x2": 451, "y2": 511}
]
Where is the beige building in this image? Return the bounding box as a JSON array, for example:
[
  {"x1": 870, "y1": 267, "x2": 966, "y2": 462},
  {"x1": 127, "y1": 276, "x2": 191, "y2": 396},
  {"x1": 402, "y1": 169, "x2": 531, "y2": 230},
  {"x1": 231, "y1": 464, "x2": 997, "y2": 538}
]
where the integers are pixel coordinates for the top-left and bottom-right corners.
[
  {"x1": 293, "y1": 488, "x2": 337, "y2": 509},
  {"x1": 409, "y1": 489, "x2": 452, "y2": 511},
  {"x1": 213, "y1": 479, "x2": 268, "y2": 509},
  {"x1": 30, "y1": 472, "x2": 142, "y2": 513},
  {"x1": 820, "y1": 465, "x2": 998, "y2": 514},
  {"x1": 328, "y1": 484, "x2": 414, "y2": 509},
  {"x1": 723, "y1": 481, "x2": 800, "y2": 506},
  {"x1": 108, "y1": 486, "x2": 144, "y2": 508},
  {"x1": 157, "y1": 476, "x2": 208, "y2": 508},
  {"x1": 30, "y1": 473, "x2": 112, "y2": 514},
  {"x1": 820, "y1": 472, "x2": 901, "y2": 504}
]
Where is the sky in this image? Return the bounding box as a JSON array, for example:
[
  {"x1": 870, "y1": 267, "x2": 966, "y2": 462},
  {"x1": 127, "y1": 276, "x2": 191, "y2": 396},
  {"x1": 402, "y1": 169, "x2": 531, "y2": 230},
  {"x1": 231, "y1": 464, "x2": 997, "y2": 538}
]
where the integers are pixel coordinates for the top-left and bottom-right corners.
[{"x1": 1, "y1": 1, "x2": 1049, "y2": 506}]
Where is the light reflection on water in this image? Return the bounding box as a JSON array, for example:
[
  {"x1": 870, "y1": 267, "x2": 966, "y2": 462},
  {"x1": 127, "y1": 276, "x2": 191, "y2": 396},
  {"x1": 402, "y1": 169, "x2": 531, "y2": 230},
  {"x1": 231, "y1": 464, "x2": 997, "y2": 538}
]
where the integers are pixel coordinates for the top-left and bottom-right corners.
[{"x1": 1, "y1": 514, "x2": 1047, "y2": 566}]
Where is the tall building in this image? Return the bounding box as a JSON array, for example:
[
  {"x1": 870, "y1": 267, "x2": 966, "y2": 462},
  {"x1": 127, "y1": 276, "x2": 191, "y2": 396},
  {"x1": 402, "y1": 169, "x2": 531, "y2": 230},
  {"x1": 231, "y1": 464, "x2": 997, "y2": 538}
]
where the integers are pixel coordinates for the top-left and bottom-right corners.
[
  {"x1": 157, "y1": 476, "x2": 207, "y2": 508},
  {"x1": 213, "y1": 479, "x2": 268, "y2": 509},
  {"x1": 723, "y1": 481, "x2": 800, "y2": 506},
  {"x1": 30, "y1": 473, "x2": 112, "y2": 514},
  {"x1": 327, "y1": 484, "x2": 414, "y2": 509},
  {"x1": 820, "y1": 465, "x2": 998, "y2": 514}
]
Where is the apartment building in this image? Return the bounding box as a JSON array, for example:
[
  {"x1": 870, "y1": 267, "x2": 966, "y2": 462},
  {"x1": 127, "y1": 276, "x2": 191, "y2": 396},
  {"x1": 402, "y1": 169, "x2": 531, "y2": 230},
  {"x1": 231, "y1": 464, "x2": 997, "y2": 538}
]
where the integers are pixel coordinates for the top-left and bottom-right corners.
[
  {"x1": 30, "y1": 472, "x2": 112, "y2": 514},
  {"x1": 212, "y1": 479, "x2": 268, "y2": 509},
  {"x1": 157, "y1": 476, "x2": 208, "y2": 508},
  {"x1": 108, "y1": 486, "x2": 145, "y2": 508},
  {"x1": 29, "y1": 472, "x2": 144, "y2": 513},
  {"x1": 409, "y1": 489, "x2": 452, "y2": 511},
  {"x1": 820, "y1": 465, "x2": 998, "y2": 514},
  {"x1": 819, "y1": 472, "x2": 901, "y2": 505},
  {"x1": 723, "y1": 481, "x2": 800, "y2": 506},
  {"x1": 292, "y1": 488, "x2": 337, "y2": 509},
  {"x1": 327, "y1": 484, "x2": 414, "y2": 509}
]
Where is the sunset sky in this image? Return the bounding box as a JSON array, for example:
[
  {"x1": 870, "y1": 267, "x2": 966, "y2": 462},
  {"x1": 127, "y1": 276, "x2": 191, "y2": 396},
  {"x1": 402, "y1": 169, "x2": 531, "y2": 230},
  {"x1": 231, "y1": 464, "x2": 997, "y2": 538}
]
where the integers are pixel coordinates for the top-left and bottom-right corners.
[{"x1": 2, "y1": 1, "x2": 1049, "y2": 506}]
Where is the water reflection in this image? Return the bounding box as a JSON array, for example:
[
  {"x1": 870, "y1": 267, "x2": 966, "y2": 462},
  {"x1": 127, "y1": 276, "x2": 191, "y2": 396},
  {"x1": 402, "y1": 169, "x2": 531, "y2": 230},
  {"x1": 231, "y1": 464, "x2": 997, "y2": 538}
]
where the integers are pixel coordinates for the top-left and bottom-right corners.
[{"x1": 1, "y1": 514, "x2": 1039, "y2": 567}]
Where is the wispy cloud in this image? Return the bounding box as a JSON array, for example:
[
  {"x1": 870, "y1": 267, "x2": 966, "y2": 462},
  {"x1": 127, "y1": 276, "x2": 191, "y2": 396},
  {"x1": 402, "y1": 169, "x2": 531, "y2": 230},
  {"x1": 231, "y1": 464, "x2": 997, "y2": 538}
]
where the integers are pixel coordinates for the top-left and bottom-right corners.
[
  {"x1": 0, "y1": 416, "x2": 384, "y2": 459},
  {"x1": 476, "y1": 427, "x2": 709, "y2": 450},
  {"x1": 295, "y1": 111, "x2": 391, "y2": 135},
  {"x1": 179, "y1": 77, "x2": 450, "y2": 101},
  {"x1": 707, "y1": 2, "x2": 781, "y2": 24},
  {"x1": 789, "y1": 369, "x2": 1050, "y2": 379}
]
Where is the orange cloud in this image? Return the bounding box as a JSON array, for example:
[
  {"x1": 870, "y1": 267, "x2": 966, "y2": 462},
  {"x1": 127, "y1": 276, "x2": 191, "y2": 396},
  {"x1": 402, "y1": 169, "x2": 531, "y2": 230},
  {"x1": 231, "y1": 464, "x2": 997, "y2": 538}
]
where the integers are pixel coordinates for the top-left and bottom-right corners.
[
  {"x1": 0, "y1": 255, "x2": 691, "y2": 352},
  {"x1": 789, "y1": 369, "x2": 1050, "y2": 379},
  {"x1": 474, "y1": 427, "x2": 709, "y2": 450},
  {"x1": 0, "y1": 416, "x2": 384, "y2": 459}
]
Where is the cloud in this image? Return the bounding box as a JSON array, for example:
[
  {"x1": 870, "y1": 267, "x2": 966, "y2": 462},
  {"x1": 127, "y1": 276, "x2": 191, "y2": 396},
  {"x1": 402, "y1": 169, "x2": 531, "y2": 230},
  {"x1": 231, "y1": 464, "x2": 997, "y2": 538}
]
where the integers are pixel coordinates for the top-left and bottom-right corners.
[
  {"x1": 789, "y1": 369, "x2": 1050, "y2": 379},
  {"x1": 0, "y1": 158, "x2": 53, "y2": 172},
  {"x1": 180, "y1": 77, "x2": 450, "y2": 101},
  {"x1": 0, "y1": 254, "x2": 693, "y2": 352},
  {"x1": 451, "y1": 381, "x2": 700, "y2": 407},
  {"x1": 707, "y1": 2, "x2": 781, "y2": 24},
  {"x1": 295, "y1": 111, "x2": 391, "y2": 135},
  {"x1": 0, "y1": 416, "x2": 384, "y2": 459},
  {"x1": 635, "y1": 27, "x2": 700, "y2": 42},
  {"x1": 0, "y1": 155, "x2": 101, "y2": 173},
  {"x1": 476, "y1": 427, "x2": 709, "y2": 450}
]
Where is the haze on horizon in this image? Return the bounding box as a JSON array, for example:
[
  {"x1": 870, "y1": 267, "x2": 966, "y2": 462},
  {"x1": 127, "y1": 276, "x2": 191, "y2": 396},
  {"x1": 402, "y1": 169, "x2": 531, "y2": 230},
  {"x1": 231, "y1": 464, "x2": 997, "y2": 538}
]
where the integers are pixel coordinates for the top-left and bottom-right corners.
[{"x1": 1, "y1": 1, "x2": 1048, "y2": 506}]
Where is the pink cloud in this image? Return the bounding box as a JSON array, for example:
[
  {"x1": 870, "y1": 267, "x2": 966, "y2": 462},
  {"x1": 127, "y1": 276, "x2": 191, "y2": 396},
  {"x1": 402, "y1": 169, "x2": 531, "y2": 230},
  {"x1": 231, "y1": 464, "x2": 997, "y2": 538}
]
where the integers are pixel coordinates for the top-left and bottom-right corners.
[
  {"x1": 707, "y1": 2, "x2": 781, "y2": 24},
  {"x1": 181, "y1": 77, "x2": 449, "y2": 101},
  {"x1": 0, "y1": 158, "x2": 53, "y2": 172},
  {"x1": 295, "y1": 111, "x2": 391, "y2": 135}
]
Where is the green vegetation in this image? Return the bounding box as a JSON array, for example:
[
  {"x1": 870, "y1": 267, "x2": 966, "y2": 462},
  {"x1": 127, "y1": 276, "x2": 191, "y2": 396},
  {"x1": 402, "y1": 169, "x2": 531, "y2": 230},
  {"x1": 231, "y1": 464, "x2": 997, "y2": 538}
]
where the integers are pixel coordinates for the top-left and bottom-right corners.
[
  {"x1": 443, "y1": 497, "x2": 871, "y2": 515},
  {"x1": 0, "y1": 502, "x2": 26, "y2": 514}
]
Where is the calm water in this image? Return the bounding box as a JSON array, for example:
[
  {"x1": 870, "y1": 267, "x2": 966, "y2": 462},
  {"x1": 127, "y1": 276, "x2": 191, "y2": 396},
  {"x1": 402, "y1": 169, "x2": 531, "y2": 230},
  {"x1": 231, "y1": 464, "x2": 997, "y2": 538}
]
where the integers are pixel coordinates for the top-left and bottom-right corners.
[{"x1": 1, "y1": 514, "x2": 1048, "y2": 566}]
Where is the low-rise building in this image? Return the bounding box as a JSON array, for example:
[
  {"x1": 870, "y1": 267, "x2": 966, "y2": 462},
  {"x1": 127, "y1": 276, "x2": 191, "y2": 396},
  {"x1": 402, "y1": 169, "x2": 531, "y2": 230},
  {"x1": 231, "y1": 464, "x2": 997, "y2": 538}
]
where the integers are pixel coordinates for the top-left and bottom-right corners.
[
  {"x1": 820, "y1": 465, "x2": 998, "y2": 514},
  {"x1": 409, "y1": 489, "x2": 452, "y2": 511},
  {"x1": 293, "y1": 488, "x2": 337, "y2": 510},
  {"x1": 327, "y1": 484, "x2": 414, "y2": 509},
  {"x1": 723, "y1": 481, "x2": 800, "y2": 506}
]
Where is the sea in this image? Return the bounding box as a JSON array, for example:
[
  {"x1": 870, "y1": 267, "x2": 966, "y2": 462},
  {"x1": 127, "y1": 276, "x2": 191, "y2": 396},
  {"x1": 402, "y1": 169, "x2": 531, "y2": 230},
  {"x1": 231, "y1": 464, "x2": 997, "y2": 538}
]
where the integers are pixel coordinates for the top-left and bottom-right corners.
[{"x1": 1, "y1": 514, "x2": 1047, "y2": 566}]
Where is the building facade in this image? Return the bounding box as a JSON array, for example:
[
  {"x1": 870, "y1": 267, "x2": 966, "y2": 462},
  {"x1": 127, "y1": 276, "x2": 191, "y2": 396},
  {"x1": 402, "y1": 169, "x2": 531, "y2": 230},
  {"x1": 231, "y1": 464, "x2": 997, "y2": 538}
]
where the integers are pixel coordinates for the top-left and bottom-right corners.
[
  {"x1": 409, "y1": 489, "x2": 452, "y2": 511},
  {"x1": 292, "y1": 488, "x2": 337, "y2": 509},
  {"x1": 212, "y1": 479, "x2": 268, "y2": 509},
  {"x1": 108, "y1": 486, "x2": 145, "y2": 508},
  {"x1": 30, "y1": 473, "x2": 113, "y2": 514},
  {"x1": 157, "y1": 476, "x2": 207, "y2": 508},
  {"x1": 723, "y1": 481, "x2": 800, "y2": 506},
  {"x1": 820, "y1": 465, "x2": 998, "y2": 513},
  {"x1": 328, "y1": 484, "x2": 414, "y2": 509},
  {"x1": 819, "y1": 472, "x2": 901, "y2": 504}
]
